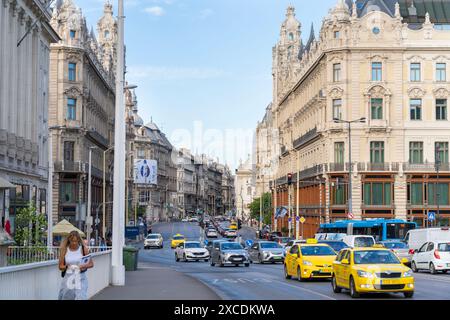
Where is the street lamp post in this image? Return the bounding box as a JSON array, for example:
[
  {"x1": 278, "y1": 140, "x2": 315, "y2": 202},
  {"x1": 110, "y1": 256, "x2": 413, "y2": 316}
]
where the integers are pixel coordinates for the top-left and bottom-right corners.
[
  {"x1": 86, "y1": 146, "x2": 97, "y2": 243},
  {"x1": 333, "y1": 117, "x2": 366, "y2": 218},
  {"x1": 103, "y1": 146, "x2": 114, "y2": 240}
]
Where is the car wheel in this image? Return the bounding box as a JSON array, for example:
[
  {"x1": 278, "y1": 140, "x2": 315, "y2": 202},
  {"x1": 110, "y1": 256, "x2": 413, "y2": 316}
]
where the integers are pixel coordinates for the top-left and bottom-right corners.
[
  {"x1": 332, "y1": 275, "x2": 341, "y2": 293},
  {"x1": 175, "y1": 254, "x2": 179, "y2": 262},
  {"x1": 219, "y1": 260, "x2": 224, "y2": 267},
  {"x1": 411, "y1": 261, "x2": 418, "y2": 273},
  {"x1": 443, "y1": 270, "x2": 448, "y2": 274},
  {"x1": 183, "y1": 254, "x2": 187, "y2": 262},
  {"x1": 350, "y1": 277, "x2": 360, "y2": 298},
  {"x1": 210, "y1": 258, "x2": 215, "y2": 267},
  {"x1": 245, "y1": 263, "x2": 250, "y2": 267},
  {"x1": 235, "y1": 264, "x2": 239, "y2": 267},
  {"x1": 430, "y1": 263, "x2": 437, "y2": 274},
  {"x1": 404, "y1": 291, "x2": 414, "y2": 298},
  {"x1": 284, "y1": 265, "x2": 291, "y2": 279},
  {"x1": 297, "y1": 267, "x2": 304, "y2": 282},
  {"x1": 258, "y1": 254, "x2": 264, "y2": 264}
]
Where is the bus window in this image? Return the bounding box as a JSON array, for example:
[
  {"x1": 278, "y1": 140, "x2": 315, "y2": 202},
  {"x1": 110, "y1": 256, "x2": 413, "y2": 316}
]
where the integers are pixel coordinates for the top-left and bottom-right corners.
[{"x1": 386, "y1": 223, "x2": 416, "y2": 240}]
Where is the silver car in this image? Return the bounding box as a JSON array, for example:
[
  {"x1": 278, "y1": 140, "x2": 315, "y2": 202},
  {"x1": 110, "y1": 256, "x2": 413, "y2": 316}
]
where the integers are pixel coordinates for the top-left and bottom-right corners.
[
  {"x1": 210, "y1": 241, "x2": 250, "y2": 267},
  {"x1": 381, "y1": 241, "x2": 411, "y2": 264},
  {"x1": 247, "y1": 241, "x2": 285, "y2": 264}
]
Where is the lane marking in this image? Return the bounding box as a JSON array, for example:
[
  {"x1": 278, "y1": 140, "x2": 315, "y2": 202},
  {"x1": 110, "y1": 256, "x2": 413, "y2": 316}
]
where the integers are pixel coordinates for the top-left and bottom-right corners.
[{"x1": 273, "y1": 280, "x2": 337, "y2": 300}]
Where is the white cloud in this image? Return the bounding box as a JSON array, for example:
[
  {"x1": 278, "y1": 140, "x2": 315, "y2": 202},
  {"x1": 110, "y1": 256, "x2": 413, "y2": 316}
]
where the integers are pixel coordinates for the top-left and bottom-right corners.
[
  {"x1": 144, "y1": 6, "x2": 165, "y2": 16},
  {"x1": 128, "y1": 66, "x2": 230, "y2": 81},
  {"x1": 199, "y1": 9, "x2": 214, "y2": 19}
]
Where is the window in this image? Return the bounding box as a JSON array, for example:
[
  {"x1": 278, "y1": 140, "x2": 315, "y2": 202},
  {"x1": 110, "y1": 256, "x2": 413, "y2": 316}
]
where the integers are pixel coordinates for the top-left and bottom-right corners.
[
  {"x1": 333, "y1": 63, "x2": 341, "y2": 82},
  {"x1": 410, "y1": 99, "x2": 422, "y2": 120},
  {"x1": 428, "y1": 183, "x2": 449, "y2": 205},
  {"x1": 332, "y1": 181, "x2": 347, "y2": 205},
  {"x1": 137, "y1": 149, "x2": 145, "y2": 158},
  {"x1": 68, "y1": 63, "x2": 76, "y2": 81},
  {"x1": 409, "y1": 142, "x2": 423, "y2": 164},
  {"x1": 436, "y1": 63, "x2": 446, "y2": 82},
  {"x1": 60, "y1": 182, "x2": 76, "y2": 203},
  {"x1": 63, "y1": 141, "x2": 74, "y2": 161},
  {"x1": 364, "y1": 182, "x2": 391, "y2": 205},
  {"x1": 287, "y1": 46, "x2": 293, "y2": 59},
  {"x1": 288, "y1": 32, "x2": 294, "y2": 41},
  {"x1": 436, "y1": 142, "x2": 449, "y2": 164},
  {"x1": 334, "y1": 31, "x2": 340, "y2": 39},
  {"x1": 67, "y1": 98, "x2": 76, "y2": 120},
  {"x1": 371, "y1": 62, "x2": 382, "y2": 81},
  {"x1": 410, "y1": 183, "x2": 423, "y2": 205},
  {"x1": 410, "y1": 63, "x2": 421, "y2": 82},
  {"x1": 370, "y1": 141, "x2": 384, "y2": 163},
  {"x1": 69, "y1": 30, "x2": 76, "y2": 39},
  {"x1": 334, "y1": 142, "x2": 344, "y2": 164},
  {"x1": 436, "y1": 99, "x2": 447, "y2": 120},
  {"x1": 333, "y1": 99, "x2": 342, "y2": 120},
  {"x1": 371, "y1": 98, "x2": 383, "y2": 120},
  {"x1": 104, "y1": 30, "x2": 110, "y2": 39}
]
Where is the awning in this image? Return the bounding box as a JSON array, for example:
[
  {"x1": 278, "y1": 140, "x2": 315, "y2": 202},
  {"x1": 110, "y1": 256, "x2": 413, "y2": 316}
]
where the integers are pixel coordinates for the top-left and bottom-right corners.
[
  {"x1": 0, "y1": 177, "x2": 15, "y2": 189},
  {"x1": 52, "y1": 219, "x2": 86, "y2": 238}
]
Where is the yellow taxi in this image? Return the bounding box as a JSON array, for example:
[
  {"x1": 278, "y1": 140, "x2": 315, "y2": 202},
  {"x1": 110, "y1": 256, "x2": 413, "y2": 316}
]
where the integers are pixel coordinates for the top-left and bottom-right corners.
[
  {"x1": 170, "y1": 234, "x2": 185, "y2": 249},
  {"x1": 331, "y1": 246, "x2": 414, "y2": 298},
  {"x1": 229, "y1": 222, "x2": 238, "y2": 230},
  {"x1": 284, "y1": 239, "x2": 336, "y2": 281}
]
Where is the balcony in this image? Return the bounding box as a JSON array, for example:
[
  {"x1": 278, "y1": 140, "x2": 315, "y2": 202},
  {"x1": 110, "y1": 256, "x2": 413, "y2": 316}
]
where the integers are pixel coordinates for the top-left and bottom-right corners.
[
  {"x1": 54, "y1": 160, "x2": 85, "y2": 173},
  {"x1": 293, "y1": 127, "x2": 320, "y2": 150},
  {"x1": 357, "y1": 162, "x2": 399, "y2": 172},
  {"x1": 280, "y1": 145, "x2": 289, "y2": 157},
  {"x1": 404, "y1": 162, "x2": 450, "y2": 172},
  {"x1": 86, "y1": 129, "x2": 109, "y2": 149}
]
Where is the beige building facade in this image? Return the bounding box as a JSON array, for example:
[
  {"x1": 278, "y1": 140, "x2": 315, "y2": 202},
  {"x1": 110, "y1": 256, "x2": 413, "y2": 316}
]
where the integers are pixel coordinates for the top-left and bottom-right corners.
[
  {"x1": 267, "y1": 0, "x2": 450, "y2": 237},
  {"x1": 48, "y1": 0, "x2": 116, "y2": 236}
]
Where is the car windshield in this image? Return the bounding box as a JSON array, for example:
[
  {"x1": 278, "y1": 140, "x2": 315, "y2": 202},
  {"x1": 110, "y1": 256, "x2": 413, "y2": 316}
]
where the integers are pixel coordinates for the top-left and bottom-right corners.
[
  {"x1": 261, "y1": 242, "x2": 282, "y2": 249},
  {"x1": 279, "y1": 238, "x2": 290, "y2": 243},
  {"x1": 173, "y1": 236, "x2": 184, "y2": 240},
  {"x1": 353, "y1": 250, "x2": 400, "y2": 264},
  {"x1": 354, "y1": 237, "x2": 375, "y2": 247},
  {"x1": 221, "y1": 243, "x2": 243, "y2": 250},
  {"x1": 438, "y1": 243, "x2": 450, "y2": 251},
  {"x1": 300, "y1": 246, "x2": 336, "y2": 256},
  {"x1": 147, "y1": 235, "x2": 159, "y2": 239},
  {"x1": 185, "y1": 243, "x2": 201, "y2": 249},
  {"x1": 382, "y1": 242, "x2": 408, "y2": 249},
  {"x1": 322, "y1": 241, "x2": 348, "y2": 251}
]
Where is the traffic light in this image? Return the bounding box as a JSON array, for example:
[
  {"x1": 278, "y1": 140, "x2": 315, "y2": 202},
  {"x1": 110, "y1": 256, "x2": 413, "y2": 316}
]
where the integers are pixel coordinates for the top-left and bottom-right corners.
[{"x1": 287, "y1": 173, "x2": 293, "y2": 185}]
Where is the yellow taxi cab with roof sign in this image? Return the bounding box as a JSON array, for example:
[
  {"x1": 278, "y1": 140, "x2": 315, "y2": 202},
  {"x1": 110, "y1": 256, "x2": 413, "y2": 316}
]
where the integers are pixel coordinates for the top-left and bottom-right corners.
[
  {"x1": 331, "y1": 247, "x2": 414, "y2": 298},
  {"x1": 284, "y1": 239, "x2": 336, "y2": 281},
  {"x1": 170, "y1": 234, "x2": 185, "y2": 249}
]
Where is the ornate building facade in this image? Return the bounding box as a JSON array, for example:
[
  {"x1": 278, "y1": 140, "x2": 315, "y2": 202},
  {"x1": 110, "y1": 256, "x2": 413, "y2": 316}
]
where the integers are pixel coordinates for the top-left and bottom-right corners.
[
  {"x1": 0, "y1": 0, "x2": 59, "y2": 233},
  {"x1": 48, "y1": 0, "x2": 116, "y2": 236},
  {"x1": 235, "y1": 156, "x2": 255, "y2": 222},
  {"x1": 268, "y1": 0, "x2": 450, "y2": 237}
]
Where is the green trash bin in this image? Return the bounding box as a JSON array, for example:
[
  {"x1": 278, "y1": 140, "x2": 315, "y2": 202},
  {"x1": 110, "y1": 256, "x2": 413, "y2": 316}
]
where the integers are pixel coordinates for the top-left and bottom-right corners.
[{"x1": 123, "y1": 246, "x2": 139, "y2": 271}]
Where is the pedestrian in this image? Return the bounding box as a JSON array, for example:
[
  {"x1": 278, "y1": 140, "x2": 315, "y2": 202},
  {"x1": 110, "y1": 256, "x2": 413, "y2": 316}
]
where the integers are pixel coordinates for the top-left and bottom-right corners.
[
  {"x1": 4, "y1": 220, "x2": 10, "y2": 235},
  {"x1": 58, "y1": 231, "x2": 94, "y2": 300}
]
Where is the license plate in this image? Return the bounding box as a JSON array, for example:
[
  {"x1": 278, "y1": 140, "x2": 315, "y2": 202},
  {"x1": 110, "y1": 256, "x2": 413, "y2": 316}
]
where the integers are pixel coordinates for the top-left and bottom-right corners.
[
  {"x1": 380, "y1": 279, "x2": 397, "y2": 285},
  {"x1": 233, "y1": 258, "x2": 243, "y2": 261},
  {"x1": 319, "y1": 269, "x2": 332, "y2": 273}
]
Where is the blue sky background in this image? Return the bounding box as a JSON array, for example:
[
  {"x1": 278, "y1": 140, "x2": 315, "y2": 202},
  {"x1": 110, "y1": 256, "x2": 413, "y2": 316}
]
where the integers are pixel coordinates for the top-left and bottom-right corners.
[{"x1": 74, "y1": 0, "x2": 337, "y2": 169}]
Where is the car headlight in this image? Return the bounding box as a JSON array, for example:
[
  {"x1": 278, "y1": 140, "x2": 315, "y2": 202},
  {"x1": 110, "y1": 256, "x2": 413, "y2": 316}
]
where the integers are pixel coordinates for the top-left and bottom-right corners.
[
  {"x1": 263, "y1": 251, "x2": 270, "y2": 257},
  {"x1": 357, "y1": 270, "x2": 375, "y2": 278},
  {"x1": 403, "y1": 270, "x2": 413, "y2": 277},
  {"x1": 303, "y1": 260, "x2": 313, "y2": 266}
]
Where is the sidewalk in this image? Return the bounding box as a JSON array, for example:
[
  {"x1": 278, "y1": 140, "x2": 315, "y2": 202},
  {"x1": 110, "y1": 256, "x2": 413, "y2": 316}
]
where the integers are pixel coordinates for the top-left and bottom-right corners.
[{"x1": 91, "y1": 262, "x2": 221, "y2": 300}]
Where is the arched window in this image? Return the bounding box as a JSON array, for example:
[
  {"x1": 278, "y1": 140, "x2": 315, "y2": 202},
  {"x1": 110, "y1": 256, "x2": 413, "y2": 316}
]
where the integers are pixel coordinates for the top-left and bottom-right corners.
[
  {"x1": 288, "y1": 32, "x2": 294, "y2": 41},
  {"x1": 287, "y1": 46, "x2": 293, "y2": 59},
  {"x1": 104, "y1": 30, "x2": 110, "y2": 39}
]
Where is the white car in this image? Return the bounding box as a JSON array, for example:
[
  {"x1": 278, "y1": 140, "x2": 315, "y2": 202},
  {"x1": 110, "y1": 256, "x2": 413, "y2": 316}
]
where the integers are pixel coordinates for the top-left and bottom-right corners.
[
  {"x1": 343, "y1": 235, "x2": 375, "y2": 248},
  {"x1": 284, "y1": 239, "x2": 306, "y2": 254},
  {"x1": 206, "y1": 229, "x2": 218, "y2": 238},
  {"x1": 411, "y1": 241, "x2": 450, "y2": 274},
  {"x1": 144, "y1": 233, "x2": 163, "y2": 249},
  {"x1": 224, "y1": 229, "x2": 237, "y2": 238},
  {"x1": 182, "y1": 218, "x2": 189, "y2": 222},
  {"x1": 175, "y1": 241, "x2": 210, "y2": 262}
]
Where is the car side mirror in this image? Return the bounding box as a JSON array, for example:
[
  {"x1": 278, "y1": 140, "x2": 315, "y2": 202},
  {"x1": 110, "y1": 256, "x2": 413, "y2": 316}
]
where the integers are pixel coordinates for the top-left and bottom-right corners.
[
  {"x1": 341, "y1": 259, "x2": 349, "y2": 265},
  {"x1": 401, "y1": 258, "x2": 409, "y2": 265}
]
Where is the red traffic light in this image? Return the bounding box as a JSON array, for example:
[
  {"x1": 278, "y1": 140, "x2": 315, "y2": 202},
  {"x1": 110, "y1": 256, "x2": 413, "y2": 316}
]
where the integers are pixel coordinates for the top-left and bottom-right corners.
[{"x1": 287, "y1": 173, "x2": 293, "y2": 185}]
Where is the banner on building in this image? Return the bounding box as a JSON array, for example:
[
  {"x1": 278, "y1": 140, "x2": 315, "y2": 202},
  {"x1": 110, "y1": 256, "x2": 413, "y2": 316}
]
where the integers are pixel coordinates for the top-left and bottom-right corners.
[{"x1": 134, "y1": 159, "x2": 157, "y2": 185}]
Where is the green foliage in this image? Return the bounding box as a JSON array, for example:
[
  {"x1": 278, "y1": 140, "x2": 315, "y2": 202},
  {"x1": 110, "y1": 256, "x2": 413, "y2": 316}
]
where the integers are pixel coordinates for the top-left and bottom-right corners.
[
  {"x1": 281, "y1": 227, "x2": 289, "y2": 235},
  {"x1": 249, "y1": 193, "x2": 272, "y2": 225},
  {"x1": 13, "y1": 204, "x2": 47, "y2": 247}
]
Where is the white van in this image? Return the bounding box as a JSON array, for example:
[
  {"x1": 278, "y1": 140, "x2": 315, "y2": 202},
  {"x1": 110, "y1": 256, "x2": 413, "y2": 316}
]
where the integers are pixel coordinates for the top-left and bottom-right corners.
[
  {"x1": 404, "y1": 227, "x2": 450, "y2": 251},
  {"x1": 343, "y1": 235, "x2": 376, "y2": 248}
]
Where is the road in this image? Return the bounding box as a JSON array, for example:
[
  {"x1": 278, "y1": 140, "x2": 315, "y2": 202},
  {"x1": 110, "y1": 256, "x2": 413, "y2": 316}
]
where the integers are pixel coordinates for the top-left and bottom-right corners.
[{"x1": 138, "y1": 222, "x2": 450, "y2": 300}]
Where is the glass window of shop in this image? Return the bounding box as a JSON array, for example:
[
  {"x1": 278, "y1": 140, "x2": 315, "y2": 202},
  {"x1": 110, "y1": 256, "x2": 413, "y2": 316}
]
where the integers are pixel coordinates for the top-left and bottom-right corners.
[
  {"x1": 428, "y1": 183, "x2": 449, "y2": 205},
  {"x1": 364, "y1": 182, "x2": 391, "y2": 205}
]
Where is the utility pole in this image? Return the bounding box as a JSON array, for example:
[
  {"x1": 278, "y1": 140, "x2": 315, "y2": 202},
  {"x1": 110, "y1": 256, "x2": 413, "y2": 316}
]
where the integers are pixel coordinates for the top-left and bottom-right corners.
[
  {"x1": 436, "y1": 144, "x2": 441, "y2": 227},
  {"x1": 296, "y1": 154, "x2": 300, "y2": 240}
]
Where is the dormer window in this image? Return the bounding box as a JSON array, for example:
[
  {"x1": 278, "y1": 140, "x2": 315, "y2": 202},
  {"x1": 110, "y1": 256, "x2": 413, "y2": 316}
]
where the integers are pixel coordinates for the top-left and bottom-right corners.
[
  {"x1": 288, "y1": 32, "x2": 294, "y2": 41},
  {"x1": 69, "y1": 30, "x2": 76, "y2": 39}
]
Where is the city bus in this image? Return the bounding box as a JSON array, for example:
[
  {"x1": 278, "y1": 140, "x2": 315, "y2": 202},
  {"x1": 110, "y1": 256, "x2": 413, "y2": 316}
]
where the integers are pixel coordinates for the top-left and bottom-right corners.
[{"x1": 317, "y1": 219, "x2": 417, "y2": 242}]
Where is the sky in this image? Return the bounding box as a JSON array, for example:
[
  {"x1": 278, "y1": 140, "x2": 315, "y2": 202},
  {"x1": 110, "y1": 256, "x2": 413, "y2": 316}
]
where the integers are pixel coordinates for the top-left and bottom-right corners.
[{"x1": 72, "y1": 0, "x2": 338, "y2": 170}]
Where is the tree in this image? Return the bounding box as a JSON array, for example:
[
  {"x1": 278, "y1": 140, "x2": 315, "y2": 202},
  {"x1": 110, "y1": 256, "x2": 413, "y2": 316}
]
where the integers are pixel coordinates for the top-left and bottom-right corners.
[
  {"x1": 14, "y1": 204, "x2": 47, "y2": 247},
  {"x1": 249, "y1": 193, "x2": 272, "y2": 226}
]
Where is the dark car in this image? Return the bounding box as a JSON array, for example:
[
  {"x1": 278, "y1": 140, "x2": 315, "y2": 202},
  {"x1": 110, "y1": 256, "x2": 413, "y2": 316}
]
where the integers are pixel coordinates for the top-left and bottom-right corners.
[
  {"x1": 318, "y1": 240, "x2": 349, "y2": 253},
  {"x1": 266, "y1": 232, "x2": 283, "y2": 241},
  {"x1": 273, "y1": 236, "x2": 292, "y2": 247}
]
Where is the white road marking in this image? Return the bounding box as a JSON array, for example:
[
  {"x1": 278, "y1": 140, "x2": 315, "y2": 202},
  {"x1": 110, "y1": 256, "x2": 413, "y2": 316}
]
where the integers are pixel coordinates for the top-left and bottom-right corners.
[{"x1": 273, "y1": 280, "x2": 337, "y2": 300}]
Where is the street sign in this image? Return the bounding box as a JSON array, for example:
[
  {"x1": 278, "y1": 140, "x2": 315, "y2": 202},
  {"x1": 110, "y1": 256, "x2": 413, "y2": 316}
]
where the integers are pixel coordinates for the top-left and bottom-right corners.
[
  {"x1": 95, "y1": 218, "x2": 100, "y2": 224},
  {"x1": 428, "y1": 211, "x2": 436, "y2": 222},
  {"x1": 300, "y1": 217, "x2": 306, "y2": 224},
  {"x1": 348, "y1": 212, "x2": 354, "y2": 219},
  {"x1": 246, "y1": 239, "x2": 254, "y2": 247},
  {"x1": 296, "y1": 216, "x2": 300, "y2": 222},
  {"x1": 288, "y1": 217, "x2": 292, "y2": 222}
]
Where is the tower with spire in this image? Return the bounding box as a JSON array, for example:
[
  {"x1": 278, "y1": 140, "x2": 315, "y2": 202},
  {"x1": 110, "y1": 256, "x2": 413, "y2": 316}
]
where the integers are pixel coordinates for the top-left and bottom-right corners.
[{"x1": 97, "y1": 1, "x2": 118, "y2": 73}]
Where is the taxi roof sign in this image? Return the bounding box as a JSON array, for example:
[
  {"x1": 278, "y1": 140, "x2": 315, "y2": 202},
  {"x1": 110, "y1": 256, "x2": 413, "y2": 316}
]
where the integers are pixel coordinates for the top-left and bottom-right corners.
[
  {"x1": 372, "y1": 244, "x2": 385, "y2": 248},
  {"x1": 306, "y1": 238, "x2": 318, "y2": 244}
]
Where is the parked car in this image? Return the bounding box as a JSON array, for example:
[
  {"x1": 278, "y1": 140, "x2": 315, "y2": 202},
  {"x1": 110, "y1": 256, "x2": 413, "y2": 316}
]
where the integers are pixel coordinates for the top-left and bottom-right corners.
[
  {"x1": 274, "y1": 236, "x2": 292, "y2": 247},
  {"x1": 175, "y1": 241, "x2": 210, "y2": 262},
  {"x1": 210, "y1": 241, "x2": 250, "y2": 267},
  {"x1": 405, "y1": 227, "x2": 450, "y2": 253},
  {"x1": 144, "y1": 233, "x2": 163, "y2": 249},
  {"x1": 343, "y1": 235, "x2": 376, "y2": 248},
  {"x1": 380, "y1": 241, "x2": 411, "y2": 264},
  {"x1": 247, "y1": 241, "x2": 285, "y2": 264},
  {"x1": 411, "y1": 241, "x2": 450, "y2": 274},
  {"x1": 318, "y1": 240, "x2": 349, "y2": 253}
]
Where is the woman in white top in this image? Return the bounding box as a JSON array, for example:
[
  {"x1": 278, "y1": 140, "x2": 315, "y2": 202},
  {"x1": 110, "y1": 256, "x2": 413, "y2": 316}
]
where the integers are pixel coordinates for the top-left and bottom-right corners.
[{"x1": 58, "y1": 231, "x2": 94, "y2": 300}]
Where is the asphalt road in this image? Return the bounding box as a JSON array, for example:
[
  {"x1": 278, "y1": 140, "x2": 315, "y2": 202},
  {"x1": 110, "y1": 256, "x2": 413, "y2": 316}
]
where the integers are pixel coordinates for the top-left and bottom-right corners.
[{"x1": 138, "y1": 222, "x2": 450, "y2": 300}]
